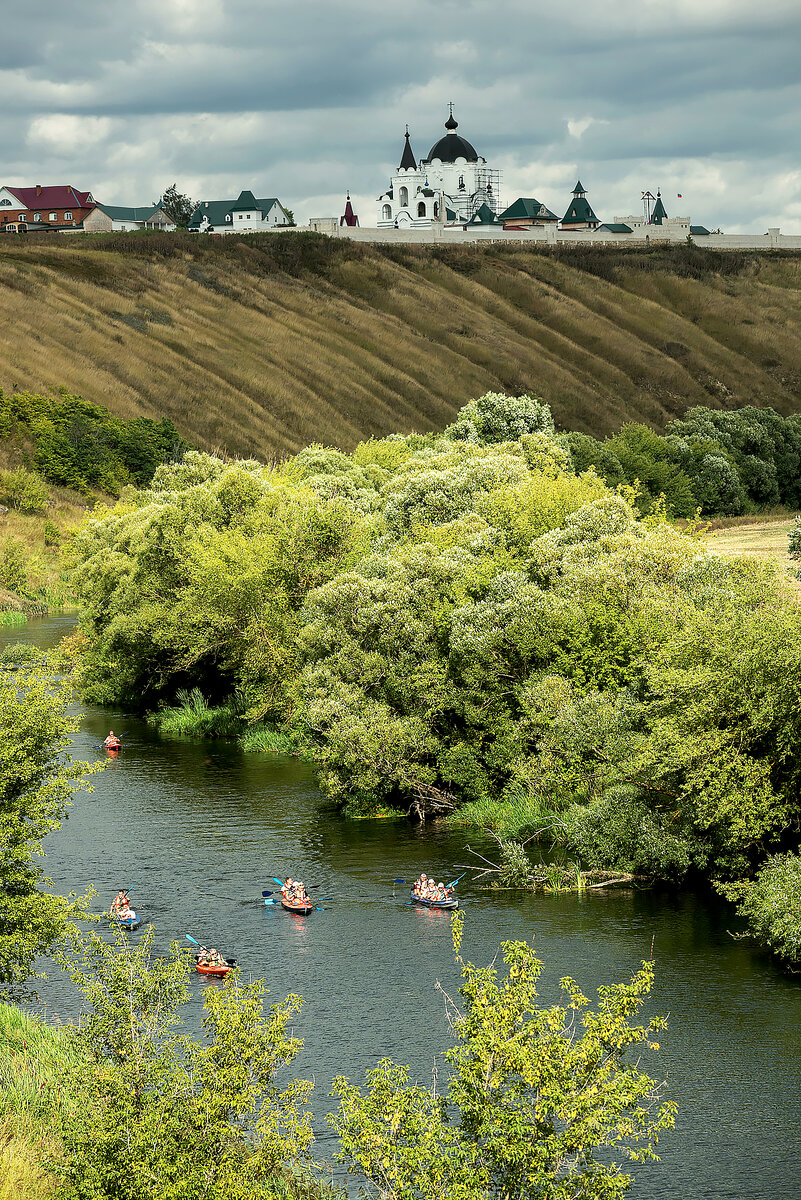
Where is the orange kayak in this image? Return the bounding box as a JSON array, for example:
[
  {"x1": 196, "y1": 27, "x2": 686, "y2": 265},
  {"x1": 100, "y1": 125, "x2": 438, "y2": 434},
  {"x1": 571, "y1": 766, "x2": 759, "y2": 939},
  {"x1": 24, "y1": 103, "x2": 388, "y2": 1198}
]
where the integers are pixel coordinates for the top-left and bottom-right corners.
[
  {"x1": 280, "y1": 897, "x2": 315, "y2": 916},
  {"x1": 195, "y1": 959, "x2": 235, "y2": 976}
]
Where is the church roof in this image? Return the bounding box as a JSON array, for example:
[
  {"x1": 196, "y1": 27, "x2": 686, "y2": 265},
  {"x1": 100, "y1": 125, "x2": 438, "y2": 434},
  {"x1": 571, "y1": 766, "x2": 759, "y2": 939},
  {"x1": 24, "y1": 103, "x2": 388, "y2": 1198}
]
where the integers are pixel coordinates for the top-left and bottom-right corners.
[
  {"x1": 573, "y1": 180, "x2": 586, "y2": 195},
  {"x1": 340, "y1": 194, "x2": 358, "y2": 227},
  {"x1": 651, "y1": 192, "x2": 668, "y2": 224},
  {"x1": 498, "y1": 197, "x2": 558, "y2": 222},
  {"x1": 426, "y1": 110, "x2": 479, "y2": 164},
  {"x1": 690, "y1": 225, "x2": 711, "y2": 235},
  {"x1": 399, "y1": 131, "x2": 417, "y2": 170},
  {"x1": 468, "y1": 203, "x2": 498, "y2": 224},
  {"x1": 561, "y1": 187, "x2": 598, "y2": 225},
  {"x1": 599, "y1": 223, "x2": 633, "y2": 233}
]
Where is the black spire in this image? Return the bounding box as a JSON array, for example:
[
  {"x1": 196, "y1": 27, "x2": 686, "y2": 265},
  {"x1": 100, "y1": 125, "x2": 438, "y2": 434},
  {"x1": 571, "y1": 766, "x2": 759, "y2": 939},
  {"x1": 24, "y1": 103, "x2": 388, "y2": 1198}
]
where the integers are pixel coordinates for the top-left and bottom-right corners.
[
  {"x1": 399, "y1": 126, "x2": 417, "y2": 170},
  {"x1": 445, "y1": 102, "x2": 458, "y2": 131}
]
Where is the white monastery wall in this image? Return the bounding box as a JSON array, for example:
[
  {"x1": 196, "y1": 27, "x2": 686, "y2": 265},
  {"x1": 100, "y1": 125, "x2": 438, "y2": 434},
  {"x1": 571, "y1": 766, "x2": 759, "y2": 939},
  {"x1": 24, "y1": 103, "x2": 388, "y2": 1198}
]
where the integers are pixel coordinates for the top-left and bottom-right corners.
[{"x1": 281, "y1": 224, "x2": 801, "y2": 250}]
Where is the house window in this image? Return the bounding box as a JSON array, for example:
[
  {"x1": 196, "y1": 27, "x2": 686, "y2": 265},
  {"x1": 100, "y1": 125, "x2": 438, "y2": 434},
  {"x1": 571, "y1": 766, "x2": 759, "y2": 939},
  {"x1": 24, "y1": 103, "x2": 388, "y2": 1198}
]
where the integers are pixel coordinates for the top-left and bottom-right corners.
[
  {"x1": 382, "y1": 204, "x2": 392, "y2": 220},
  {"x1": 49, "y1": 212, "x2": 57, "y2": 221},
  {"x1": 399, "y1": 186, "x2": 408, "y2": 207},
  {"x1": 64, "y1": 212, "x2": 72, "y2": 220},
  {"x1": 417, "y1": 202, "x2": 426, "y2": 217},
  {"x1": 225, "y1": 214, "x2": 232, "y2": 222},
  {"x1": 0, "y1": 199, "x2": 10, "y2": 206},
  {"x1": 33, "y1": 213, "x2": 41, "y2": 222},
  {"x1": 18, "y1": 214, "x2": 26, "y2": 221}
]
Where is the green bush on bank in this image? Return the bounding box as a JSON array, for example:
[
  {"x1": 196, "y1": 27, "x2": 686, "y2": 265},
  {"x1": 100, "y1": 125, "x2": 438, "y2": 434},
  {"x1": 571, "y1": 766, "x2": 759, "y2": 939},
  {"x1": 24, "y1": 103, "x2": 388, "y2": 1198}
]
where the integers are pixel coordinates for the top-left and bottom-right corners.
[
  {"x1": 563, "y1": 405, "x2": 801, "y2": 517},
  {"x1": 0, "y1": 389, "x2": 188, "y2": 495}
]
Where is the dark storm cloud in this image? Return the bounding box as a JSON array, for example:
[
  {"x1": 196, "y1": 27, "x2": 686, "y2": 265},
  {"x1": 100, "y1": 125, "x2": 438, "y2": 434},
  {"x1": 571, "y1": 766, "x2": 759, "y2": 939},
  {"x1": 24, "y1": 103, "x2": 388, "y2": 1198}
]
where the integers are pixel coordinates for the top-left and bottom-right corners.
[{"x1": 0, "y1": 0, "x2": 799, "y2": 230}]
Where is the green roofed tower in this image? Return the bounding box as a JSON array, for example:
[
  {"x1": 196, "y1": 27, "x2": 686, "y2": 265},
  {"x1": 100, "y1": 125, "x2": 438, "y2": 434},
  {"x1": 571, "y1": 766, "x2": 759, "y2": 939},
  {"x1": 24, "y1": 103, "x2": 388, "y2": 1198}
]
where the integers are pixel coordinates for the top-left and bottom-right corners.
[
  {"x1": 650, "y1": 190, "x2": 668, "y2": 225},
  {"x1": 561, "y1": 180, "x2": 599, "y2": 230}
]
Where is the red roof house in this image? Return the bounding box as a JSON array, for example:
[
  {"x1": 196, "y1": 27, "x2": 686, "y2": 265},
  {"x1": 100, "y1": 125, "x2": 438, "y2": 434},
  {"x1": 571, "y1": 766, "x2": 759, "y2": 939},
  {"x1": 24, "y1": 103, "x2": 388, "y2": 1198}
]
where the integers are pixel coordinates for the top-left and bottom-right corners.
[{"x1": 0, "y1": 184, "x2": 96, "y2": 232}]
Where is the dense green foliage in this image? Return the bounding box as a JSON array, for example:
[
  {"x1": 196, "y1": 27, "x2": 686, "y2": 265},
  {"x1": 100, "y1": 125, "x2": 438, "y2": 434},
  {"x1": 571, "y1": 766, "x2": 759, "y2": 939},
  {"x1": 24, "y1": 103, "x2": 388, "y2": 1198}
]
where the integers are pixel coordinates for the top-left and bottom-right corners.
[
  {"x1": 0, "y1": 670, "x2": 97, "y2": 992},
  {"x1": 720, "y1": 854, "x2": 801, "y2": 964},
  {"x1": 53, "y1": 926, "x2": 316, "y2": 1200},
  {"x1": 0, "y1": 389, "x2": 188, "y2": 495},
  {"x1": 563, "y1": 405, "x2": 801, "y2": 516},
  {"x1": 68, "y1": 391, "x2": 801, "y2": 959},
  {"x1": 331, "y1": 914, "x2": 674, "y2": 1200}
]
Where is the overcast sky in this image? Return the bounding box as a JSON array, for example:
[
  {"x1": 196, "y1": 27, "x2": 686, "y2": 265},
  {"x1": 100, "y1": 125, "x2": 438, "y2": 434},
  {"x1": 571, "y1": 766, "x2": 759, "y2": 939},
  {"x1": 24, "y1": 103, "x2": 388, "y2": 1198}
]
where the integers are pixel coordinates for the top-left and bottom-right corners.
[{"x1": 1, "y1": 0, "x2": 799, "y2": 232}]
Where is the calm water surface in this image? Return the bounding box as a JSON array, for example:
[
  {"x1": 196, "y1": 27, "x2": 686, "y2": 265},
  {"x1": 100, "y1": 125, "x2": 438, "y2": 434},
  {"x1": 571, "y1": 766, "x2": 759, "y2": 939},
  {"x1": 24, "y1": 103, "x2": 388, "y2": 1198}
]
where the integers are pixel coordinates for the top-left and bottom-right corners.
[{"x1": 11, "y1": 616, "x2": 801, "y2": 1199}]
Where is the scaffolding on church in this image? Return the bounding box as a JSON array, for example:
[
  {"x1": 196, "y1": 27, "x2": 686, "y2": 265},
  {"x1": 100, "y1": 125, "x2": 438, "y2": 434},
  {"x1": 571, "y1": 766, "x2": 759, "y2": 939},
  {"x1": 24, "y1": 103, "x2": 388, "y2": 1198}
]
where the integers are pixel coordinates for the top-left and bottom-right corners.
[{"x1": 469, "y1": 167, "x2": 502, "y2": 219}]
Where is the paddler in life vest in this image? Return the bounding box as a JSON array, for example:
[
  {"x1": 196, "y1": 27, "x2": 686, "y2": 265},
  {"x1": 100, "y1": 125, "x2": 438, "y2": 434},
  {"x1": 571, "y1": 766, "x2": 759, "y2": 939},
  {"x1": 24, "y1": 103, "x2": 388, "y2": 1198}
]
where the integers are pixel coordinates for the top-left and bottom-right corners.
[
  {"x1": 103, "y1": 730, "x2": 119, "y2": 748},
  {"x1": 110, "y1": 890, "x2": 126, "y2": 915}
]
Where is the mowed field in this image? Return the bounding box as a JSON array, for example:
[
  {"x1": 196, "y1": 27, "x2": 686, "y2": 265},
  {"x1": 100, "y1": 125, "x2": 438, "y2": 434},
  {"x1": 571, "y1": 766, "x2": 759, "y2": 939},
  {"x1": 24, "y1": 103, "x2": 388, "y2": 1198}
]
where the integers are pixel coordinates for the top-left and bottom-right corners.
[
  {"x1": 2, "y1": 233, "x2": 801, "y2": 458},
  {"x1": 705, "y1": 516, "x2": 801, "y2": 597}
]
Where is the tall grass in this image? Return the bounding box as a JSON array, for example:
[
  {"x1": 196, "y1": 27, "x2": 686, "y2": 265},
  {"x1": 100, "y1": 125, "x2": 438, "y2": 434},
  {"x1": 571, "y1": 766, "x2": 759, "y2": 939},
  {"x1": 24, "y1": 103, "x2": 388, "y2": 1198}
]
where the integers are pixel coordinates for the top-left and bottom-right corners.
[
  {"x1": 239, "y1": 724, "x2": 313, "y2": 757},
  {"x1": 448, "y1": 787, "x2": 567, "y2": 840},
  {"x1": 148, "y1": 688, "x2": 244, "y2": 739},
  {"x1": 0, "y1": 610, "x2": 26, "y2": 627},
  {"x1": 0, "y1": 1003, "x2": 85, "y2": 1200}
]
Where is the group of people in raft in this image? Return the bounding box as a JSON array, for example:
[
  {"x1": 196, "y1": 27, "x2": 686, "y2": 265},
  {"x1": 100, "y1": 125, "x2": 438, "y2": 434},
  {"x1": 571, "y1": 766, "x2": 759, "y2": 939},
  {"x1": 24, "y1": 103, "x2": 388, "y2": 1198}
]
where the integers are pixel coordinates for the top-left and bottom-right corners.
[
  {"x1": 109, "y1": 890, "x2": 137, "y2": 923},
  {"x1": 412, "y1": 873, "x2": 455, "y2": 902},
  {"x1": 194, "y1": 946, "x2": 228, "y2": 968},
  {"x1": 280, "y1": 878, "x2": 311, "y2": 905}
]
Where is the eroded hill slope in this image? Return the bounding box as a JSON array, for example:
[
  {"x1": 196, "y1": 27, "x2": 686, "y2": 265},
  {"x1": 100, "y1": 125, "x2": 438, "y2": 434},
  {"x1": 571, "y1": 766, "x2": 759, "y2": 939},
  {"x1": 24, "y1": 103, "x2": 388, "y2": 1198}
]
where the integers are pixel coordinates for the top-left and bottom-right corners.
[{"x1": 1, "y1": 233, "x2": 800, "y2": 457}]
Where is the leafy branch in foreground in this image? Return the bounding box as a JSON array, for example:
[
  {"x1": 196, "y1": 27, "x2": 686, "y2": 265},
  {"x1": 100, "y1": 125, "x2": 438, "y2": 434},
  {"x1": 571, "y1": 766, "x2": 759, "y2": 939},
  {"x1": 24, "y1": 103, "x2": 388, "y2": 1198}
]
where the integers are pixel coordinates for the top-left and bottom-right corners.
[
  {"x1": 0, "y1": 670, "x2": 98, "y2": 994},
  {"x1": 55, "y1": 925, "x2": 316, "y2": 1200},
  {"x1": 330, "y1": 914, "x2": 675, "y2": 1200}
]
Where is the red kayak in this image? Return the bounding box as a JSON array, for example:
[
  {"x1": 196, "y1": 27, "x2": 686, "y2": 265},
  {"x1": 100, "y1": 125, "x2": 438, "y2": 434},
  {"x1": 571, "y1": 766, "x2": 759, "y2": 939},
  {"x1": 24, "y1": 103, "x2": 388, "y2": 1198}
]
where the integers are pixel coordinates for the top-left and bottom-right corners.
[
  {"x1": 104, "y1": 739, "x2": 122, "y2": 752},
  {"x1": 280, "y1": 897, "x2": 315, "y2": 916},
  {"x1": 195, "y1": 957, "x2": 236, "y2": 977}
]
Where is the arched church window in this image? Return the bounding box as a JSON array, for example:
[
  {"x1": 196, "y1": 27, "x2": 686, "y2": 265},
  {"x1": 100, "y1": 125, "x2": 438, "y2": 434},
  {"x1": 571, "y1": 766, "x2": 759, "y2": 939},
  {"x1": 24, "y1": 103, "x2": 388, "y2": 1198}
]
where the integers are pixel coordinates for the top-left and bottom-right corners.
[
  {"x1": 458, "y1": 175, "x2": 465, "y2": 191},
  {"x1": 433, "y1": 202, "x2": 439, "y2": 219},
  {"x1": 382, "y1": 204, "x2": 392, "y2": 220},
  {"x1": 417, "y1": 202, "x2": 426, "y2": 218},
  {"x1": 399, "y1": 186, "x2": 408, "y2": 207}
]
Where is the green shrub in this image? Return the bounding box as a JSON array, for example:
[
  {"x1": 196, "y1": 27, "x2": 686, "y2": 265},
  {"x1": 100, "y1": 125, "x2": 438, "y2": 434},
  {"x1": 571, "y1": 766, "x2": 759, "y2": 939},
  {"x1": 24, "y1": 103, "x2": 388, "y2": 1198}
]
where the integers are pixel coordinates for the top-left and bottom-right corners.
[
  {"x1": 0, "y1": 468, "x2": 49, "y2": 515},
  {"x1": 0, "y1": 539, "x2": 28, "y2": 594},
  {"x1": 43, "y1": 520, "x2": 61, "y2": 547},
  {"x1": 721, "y1": 854, "x2": 801, "y2": 964}
]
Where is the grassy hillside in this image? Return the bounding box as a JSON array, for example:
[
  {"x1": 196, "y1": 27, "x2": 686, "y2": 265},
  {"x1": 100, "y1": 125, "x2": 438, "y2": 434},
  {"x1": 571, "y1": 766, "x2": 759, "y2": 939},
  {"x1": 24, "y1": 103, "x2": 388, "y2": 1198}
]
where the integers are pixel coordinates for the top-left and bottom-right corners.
[{"x1": 1, "y1": 233, "x2": 801, "y2": 458}]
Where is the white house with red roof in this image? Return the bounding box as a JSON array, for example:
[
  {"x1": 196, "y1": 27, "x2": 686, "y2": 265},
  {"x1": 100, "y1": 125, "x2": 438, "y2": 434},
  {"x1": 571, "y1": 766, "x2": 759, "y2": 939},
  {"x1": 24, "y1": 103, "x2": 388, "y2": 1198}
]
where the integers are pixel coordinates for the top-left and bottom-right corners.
[{"x1": 0, "y1": 184, "x2": 96, "y2": 232}]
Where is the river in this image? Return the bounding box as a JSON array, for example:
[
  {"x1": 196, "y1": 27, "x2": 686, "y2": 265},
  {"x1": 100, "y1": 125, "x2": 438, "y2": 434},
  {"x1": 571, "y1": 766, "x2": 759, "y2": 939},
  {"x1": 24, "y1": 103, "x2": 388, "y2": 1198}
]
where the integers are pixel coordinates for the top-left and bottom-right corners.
[{"x1": 8, "y1": 615, "x2": 801, "y2": 1199}]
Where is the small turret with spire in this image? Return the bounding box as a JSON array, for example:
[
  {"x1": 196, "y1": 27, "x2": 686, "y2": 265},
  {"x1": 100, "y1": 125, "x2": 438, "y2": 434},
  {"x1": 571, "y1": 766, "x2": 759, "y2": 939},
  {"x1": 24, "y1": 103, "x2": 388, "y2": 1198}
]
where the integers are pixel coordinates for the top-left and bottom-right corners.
[{"x1": 399, "y1": 125, "x2": 417, "y2": 171}]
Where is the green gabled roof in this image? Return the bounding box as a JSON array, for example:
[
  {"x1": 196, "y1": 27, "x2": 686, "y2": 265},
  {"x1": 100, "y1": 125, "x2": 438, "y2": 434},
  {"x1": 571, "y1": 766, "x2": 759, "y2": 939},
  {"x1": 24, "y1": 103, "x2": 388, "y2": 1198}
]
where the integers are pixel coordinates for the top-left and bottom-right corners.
[
  {"x1": 445, "y1": 206, "x2": 458, "y2": 221},
  {"x1": 188, "y1": 196, "x2": 282, "y2": 228},
  {"x1": 599, "y1": 223, "x2": 632, "y2": 233},
  {"x1": 561, "y1": 194, "x2": 598, "y2": 225},
  {"x1": 498, "y1": 197, "x2": 558, "y2": 222},
  {"x1": 650, "y1": 193, "x2": 668, "y2": 224},
  {"x1": 469, "y1": 203, "x2": 498, "y2": 224},
  {"x1": 690, "y1": 225, "x2": 711, "y2": 235},
  {"x1": 231, "y1": 189, "x2": 259, "y2": 211},
  {"x1": 97, "y1": 204, "x2": 164, "y2": 221}
]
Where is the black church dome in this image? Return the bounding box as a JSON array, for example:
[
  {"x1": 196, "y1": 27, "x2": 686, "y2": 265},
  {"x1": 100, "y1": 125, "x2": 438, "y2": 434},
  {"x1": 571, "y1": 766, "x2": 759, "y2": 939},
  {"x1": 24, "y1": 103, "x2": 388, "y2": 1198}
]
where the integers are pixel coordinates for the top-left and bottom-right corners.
[{"x1": 426, "y1": 111, "x2": 479, "y2": 163}]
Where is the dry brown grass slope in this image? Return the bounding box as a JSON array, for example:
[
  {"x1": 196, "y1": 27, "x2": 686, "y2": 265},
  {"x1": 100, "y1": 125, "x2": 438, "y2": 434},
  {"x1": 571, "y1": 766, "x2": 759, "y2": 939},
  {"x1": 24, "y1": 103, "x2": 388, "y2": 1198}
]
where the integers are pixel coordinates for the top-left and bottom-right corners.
[{"x1": 1, "y1": 233, "x2": 800, "y2": 458}]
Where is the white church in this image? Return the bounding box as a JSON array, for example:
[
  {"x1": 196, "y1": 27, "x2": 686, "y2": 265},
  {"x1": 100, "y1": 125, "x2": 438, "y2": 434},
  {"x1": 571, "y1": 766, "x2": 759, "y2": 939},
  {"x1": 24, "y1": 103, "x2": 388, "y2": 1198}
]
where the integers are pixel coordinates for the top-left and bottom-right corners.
[{"x1": 377, "y1": 107, "x2": 500, "y2": 228}]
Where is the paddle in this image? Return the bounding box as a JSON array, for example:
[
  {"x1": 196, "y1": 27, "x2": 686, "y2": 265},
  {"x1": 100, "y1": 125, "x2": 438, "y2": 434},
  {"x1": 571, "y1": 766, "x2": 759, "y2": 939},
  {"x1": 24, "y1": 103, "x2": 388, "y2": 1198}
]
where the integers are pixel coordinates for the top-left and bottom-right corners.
[
  {"x1": 185, "y1": 934, "x2": 199, "y2": 945},
  {"x1": 446, "y1": 872, "x2": 468, "y2": 889},
  {"x1": 393, "y1": 878, "x2": 407, "y2": 884},
  {"x1": 262, "y1": 890, "x2": 274, "y2": 897}
]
